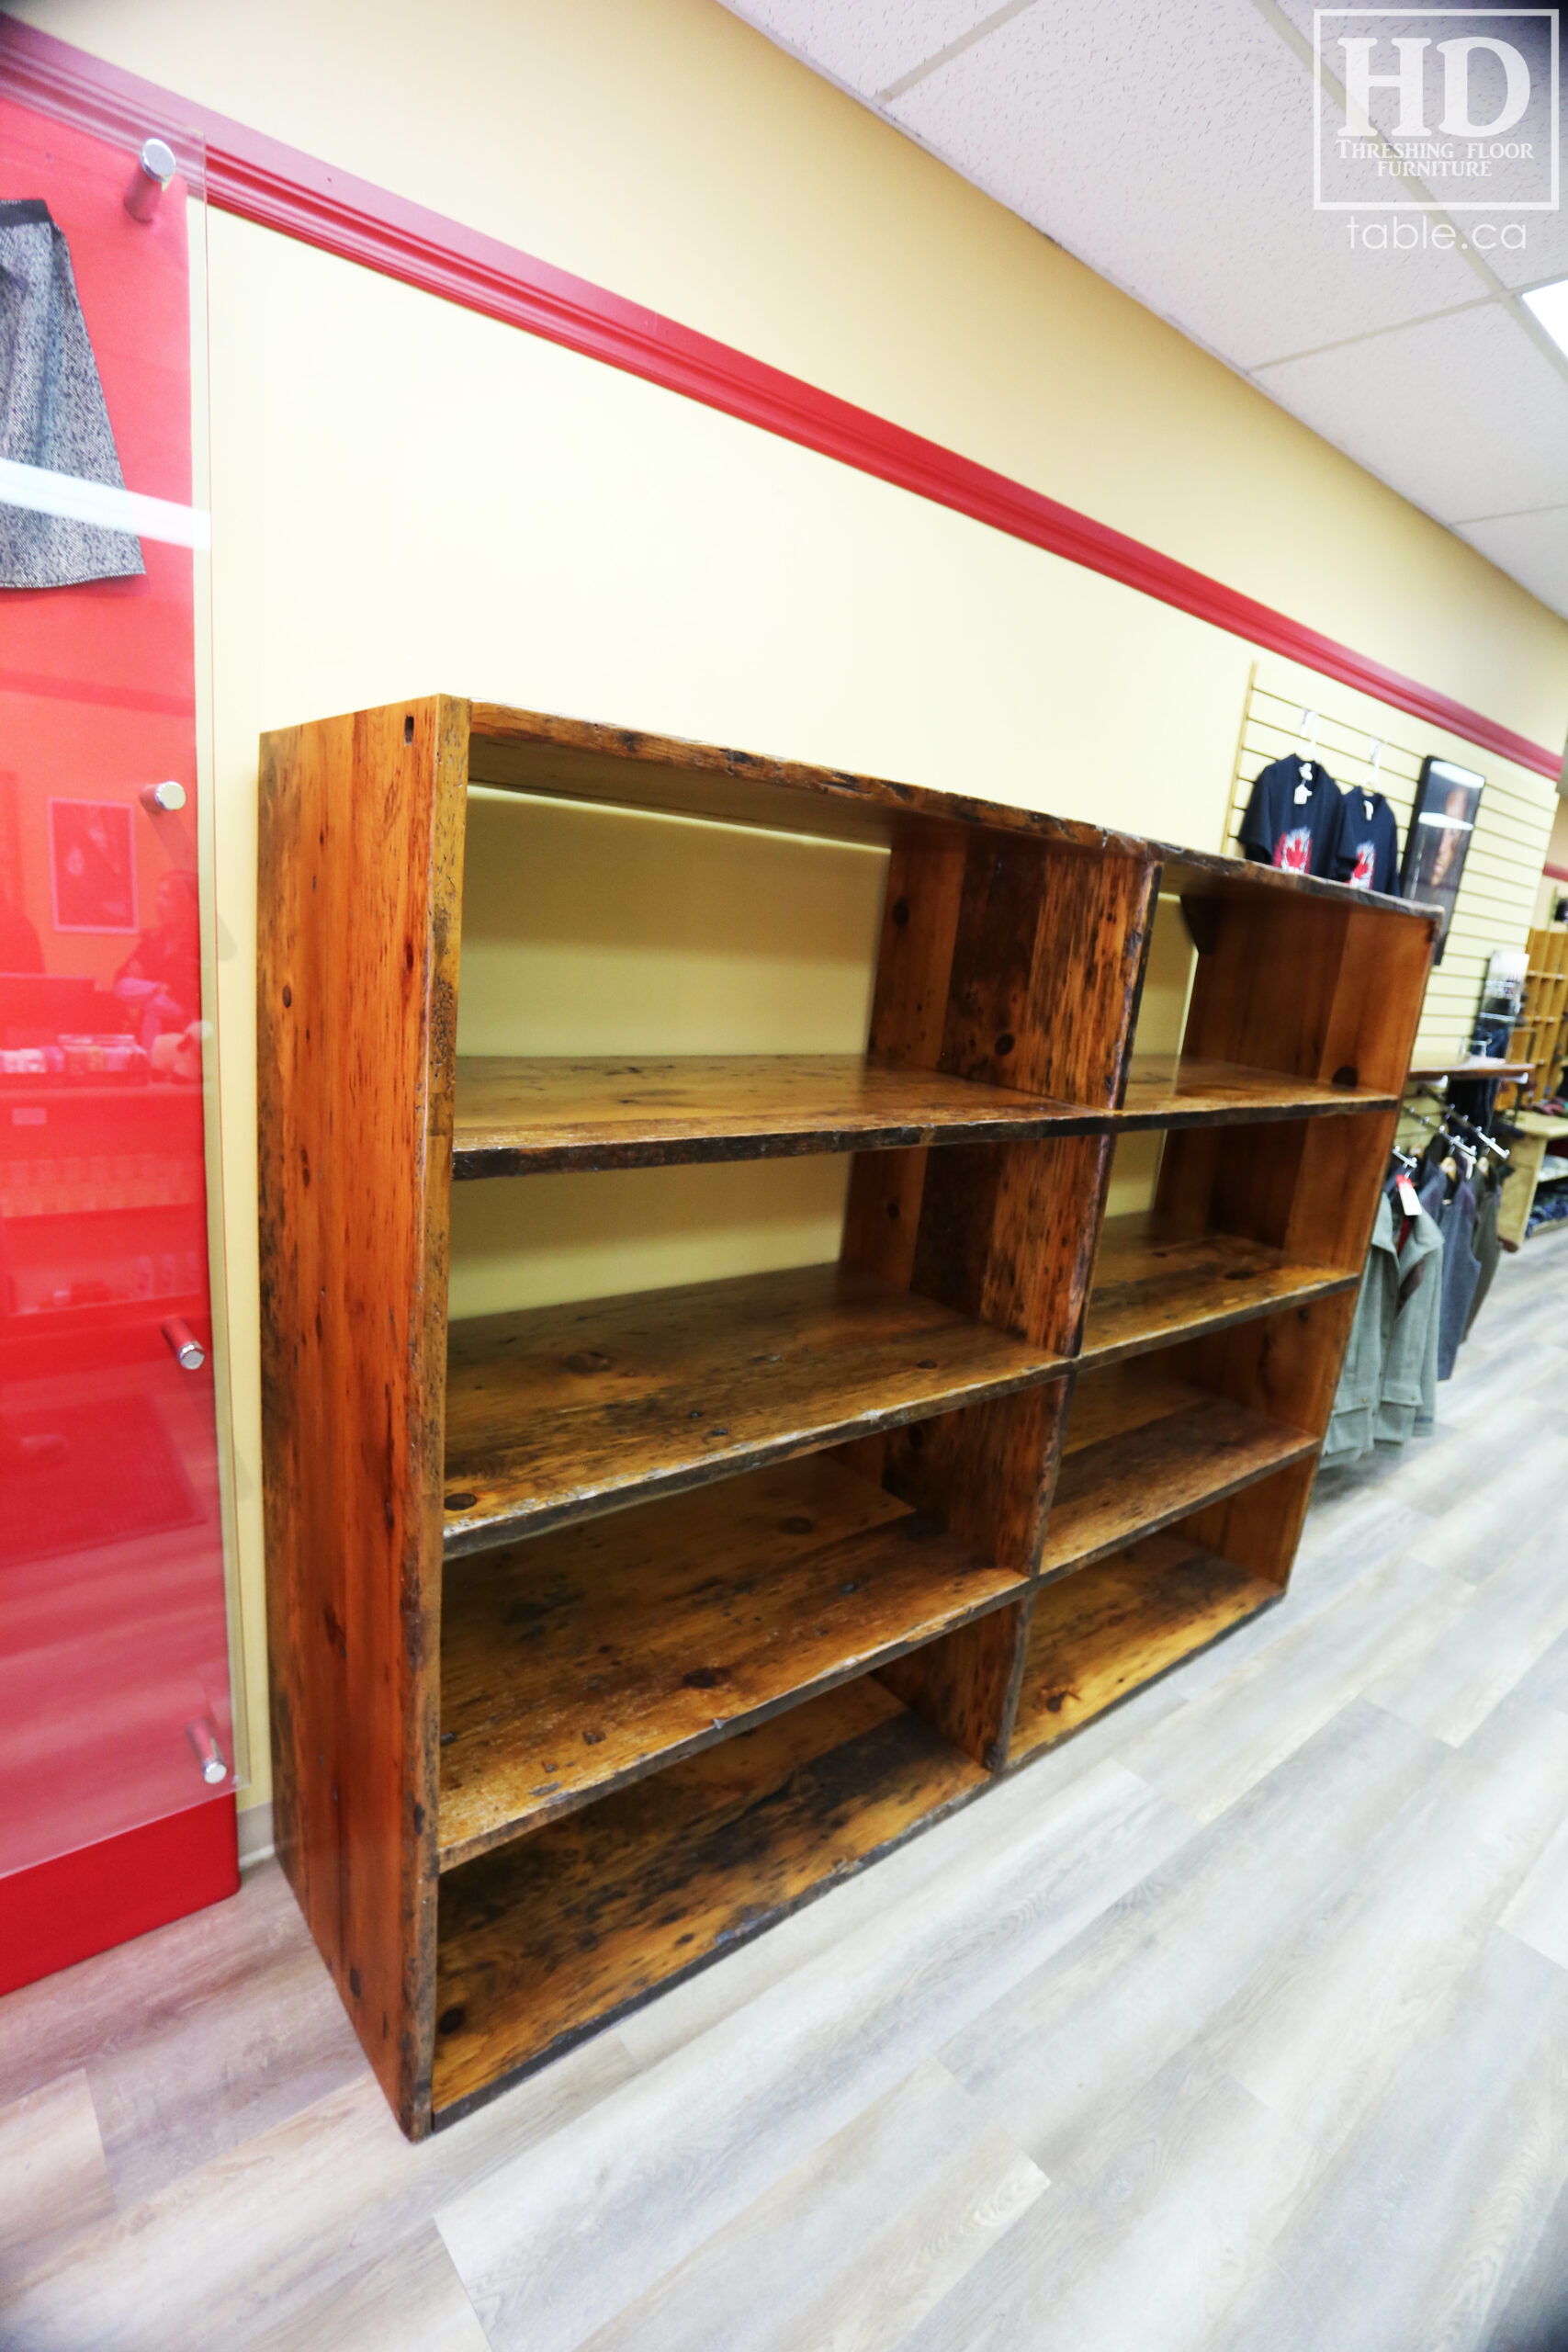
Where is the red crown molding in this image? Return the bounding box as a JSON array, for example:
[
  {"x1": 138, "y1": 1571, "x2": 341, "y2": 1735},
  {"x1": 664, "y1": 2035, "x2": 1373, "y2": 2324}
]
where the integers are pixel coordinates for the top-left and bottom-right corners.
[{"x1": 3, "y1": 10, "x2": 1562, "y2": 784}]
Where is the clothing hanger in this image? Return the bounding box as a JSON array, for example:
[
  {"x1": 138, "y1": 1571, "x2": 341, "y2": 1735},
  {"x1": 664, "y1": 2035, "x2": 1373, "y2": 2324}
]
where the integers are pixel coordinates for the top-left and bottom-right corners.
[
  {"x1": 1297, "y1": 708, "x2": 1320, "y2": 787},
  {"x1": 1407, "y1": 1084, "x2": 1510, "y2": 1162},
  {"x1": 1360, "y1": 739, "x2": 1383, "y2": 819}
]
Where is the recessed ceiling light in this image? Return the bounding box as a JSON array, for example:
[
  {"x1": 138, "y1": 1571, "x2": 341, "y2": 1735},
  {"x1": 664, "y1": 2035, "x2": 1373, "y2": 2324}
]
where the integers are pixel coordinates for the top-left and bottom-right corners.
[{"x1": 1523, "y1": 279, "x2": 1568, "y2": 359}]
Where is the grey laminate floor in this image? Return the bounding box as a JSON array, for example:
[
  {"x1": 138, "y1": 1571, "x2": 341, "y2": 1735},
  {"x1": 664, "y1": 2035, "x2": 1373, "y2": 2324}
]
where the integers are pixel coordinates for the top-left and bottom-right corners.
[{"x1": 6, "y1": 1228, "x2": 1568, "y2": 2351}]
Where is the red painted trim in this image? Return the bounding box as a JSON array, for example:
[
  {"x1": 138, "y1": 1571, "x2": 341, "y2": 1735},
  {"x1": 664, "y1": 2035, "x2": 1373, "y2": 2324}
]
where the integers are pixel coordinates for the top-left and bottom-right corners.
[
  {"x1": 0, "y1": 1797, "x2": 239, "y2": 1996},
  {"x1": 1545, "y1": 861, "x2": 1568, "y2": 881},
  {"x1": 2, "y1": 12, "x2": 1562, "y2": 783}
]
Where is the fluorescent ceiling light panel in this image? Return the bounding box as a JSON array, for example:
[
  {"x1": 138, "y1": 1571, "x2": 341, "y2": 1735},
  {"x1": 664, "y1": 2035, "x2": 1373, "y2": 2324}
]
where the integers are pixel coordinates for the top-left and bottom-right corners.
[{"x1": 1524, "y1": 278, "x2": 1568, "y2": 359}]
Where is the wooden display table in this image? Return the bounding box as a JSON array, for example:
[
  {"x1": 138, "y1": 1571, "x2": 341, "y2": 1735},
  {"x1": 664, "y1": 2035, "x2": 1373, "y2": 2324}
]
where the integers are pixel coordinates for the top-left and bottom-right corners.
[{"x1": 1498, "y1": 1108, "x2": 1568, "y2": 1250}]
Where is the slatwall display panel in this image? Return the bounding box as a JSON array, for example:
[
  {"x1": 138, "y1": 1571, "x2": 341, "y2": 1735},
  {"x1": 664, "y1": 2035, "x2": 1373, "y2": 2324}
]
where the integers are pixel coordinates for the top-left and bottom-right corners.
[{"x1": 1221, "y1": 668, "x2": 1559, "y2": 1064}]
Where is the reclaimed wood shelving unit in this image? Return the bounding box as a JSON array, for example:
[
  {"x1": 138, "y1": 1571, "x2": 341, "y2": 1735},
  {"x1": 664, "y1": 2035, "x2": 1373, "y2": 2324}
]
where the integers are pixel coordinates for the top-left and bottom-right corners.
[
  {"x1": 257, "y1": 697, "x2": 1438, "y2": 2138},
  {"x1": 1506, "y1": 924, "x2": 1568, "y2": 1106}
]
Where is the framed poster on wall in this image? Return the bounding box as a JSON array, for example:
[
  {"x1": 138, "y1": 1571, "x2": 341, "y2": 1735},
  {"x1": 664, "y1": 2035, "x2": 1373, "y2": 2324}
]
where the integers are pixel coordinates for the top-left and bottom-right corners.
[
  {"x1": 47, "y1": 797, "x2": 138, "y2": 933},
  {"x1": 1399, "y1": 755, "x2": 1483, "y2": 964}
]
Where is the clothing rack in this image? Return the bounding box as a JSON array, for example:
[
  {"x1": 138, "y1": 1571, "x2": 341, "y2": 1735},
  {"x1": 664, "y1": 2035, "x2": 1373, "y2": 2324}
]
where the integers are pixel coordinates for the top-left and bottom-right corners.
[{"x1": 1406, "y1": 1081, "x2": 1510, "y2": 1162}]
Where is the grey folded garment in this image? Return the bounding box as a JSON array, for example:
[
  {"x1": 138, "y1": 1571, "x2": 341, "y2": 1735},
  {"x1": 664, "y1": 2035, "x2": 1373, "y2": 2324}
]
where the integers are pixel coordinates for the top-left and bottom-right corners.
[{"x1": 0, "y1": 198, "x2": 144, "y2": 588}]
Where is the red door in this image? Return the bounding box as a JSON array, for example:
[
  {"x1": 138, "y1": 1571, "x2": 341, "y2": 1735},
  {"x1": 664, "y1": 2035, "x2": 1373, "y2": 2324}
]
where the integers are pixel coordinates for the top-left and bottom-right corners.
[{"x1": 0, "y1": 95, "x2": 238, "y2": 1986}]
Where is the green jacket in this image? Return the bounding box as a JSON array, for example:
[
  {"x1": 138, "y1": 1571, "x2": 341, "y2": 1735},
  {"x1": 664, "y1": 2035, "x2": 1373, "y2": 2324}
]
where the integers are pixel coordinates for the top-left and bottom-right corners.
[{"x1": 1323, "y1": 1190, "x2": 1443, "y2": 1464}]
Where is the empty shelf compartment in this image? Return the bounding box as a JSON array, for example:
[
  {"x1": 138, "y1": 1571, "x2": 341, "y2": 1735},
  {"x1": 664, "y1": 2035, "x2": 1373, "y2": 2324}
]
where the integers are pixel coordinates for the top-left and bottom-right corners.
[
  {"x1": 433, "y1": 1673, "x2": 988, "y2": 2119},
  {"x1": 1079, "y1": 1214, "x2": 1356, "y2": 1368},
  {"x1": 1010, "y1": 1530, "x2": 1280, "y2": 1761},
  {"x1": 438, "y1": 1453, "x2": 1026, "y2": 1868},
  {"x1": 443, "y1": 1262, "x2": 1065, "y2": 1554},
  {"x1": 1040, "y1": 1362, "x2": 1316, "y2": 1577}
]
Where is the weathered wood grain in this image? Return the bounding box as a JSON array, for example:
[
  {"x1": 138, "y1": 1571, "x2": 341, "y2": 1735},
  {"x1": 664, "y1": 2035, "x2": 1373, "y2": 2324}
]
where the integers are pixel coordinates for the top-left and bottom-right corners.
[
  {"x1": 1176, "y1": 893, "x2": 1437, "y2": 1096},
  {"x1": 1041, "y1": 1366, "x2": 1317, "y2": 1577},
  {"x1": 874, "y1": 1600, "x2": 1033, "y2": 1772},
  {"x1": 1078, "y1": 1214, "x2": 1356, "y2": 1368},
  {"x1": 441, "y1": 1263, "x2": 1064, "y2": 1555},
  {"x1": 1010, "y1": 1532, "x2": 1280, "y2": 1761},
  {"x1": 437, "y1": 1455, "x2": 1026, "y2": 1867},
  {"x1": 432, "y1": 1678, "x2": 988, "y2": 2120},
  {"x1": 464, "y1": 706, "x2": 1437, "y2": 933},
  {"x1": 1156, "y1": 1110, "x2": 1399, "y2": 1276},
  {"x1": 1167, "y1": 1289, "x2": 1359, "y2": 1448},
  {"x1": 257, "y1": 695, "x2": 468, "y2": 2139},
  {"x1": 452, "y1": 1053, "x2": 1099, "y2": 1174},
  {"x1": 1111, "y1": 1055, "x2": 1393, "y2": 1127}
]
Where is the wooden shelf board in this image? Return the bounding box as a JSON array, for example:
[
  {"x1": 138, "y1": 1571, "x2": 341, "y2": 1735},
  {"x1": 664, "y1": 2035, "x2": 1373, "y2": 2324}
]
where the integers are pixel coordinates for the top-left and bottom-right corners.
[
  {"x1": 438, "y1": 1454, "x2": 1024, "y2": 1869},
  {"x1": 443, "y1": 1263, "x2": 1065, "y2": 1555},
  {"x1": 451, "y1": 1053, "x2": 1098, "y2": 1175},
  {"x1": 1406, "y1": 1057, "x2": 1530, "y2": 1082},
  {"x1": 1111, "y1": 1056, "x2": 1393, "y2": 1128},
  {"x1": 1039, "y1": 1364, "x2": 1317, "y2": 1578},
  {"x1": 1010, "y1": 1530, "x2": 1280, "y2": 1762},
  {"x1": 432, "y1": 1676, "x2": 987, "y2": 2120},
  {"x1": 1078, "y1": 1215, "x2": 1356, "y2": 1369}
]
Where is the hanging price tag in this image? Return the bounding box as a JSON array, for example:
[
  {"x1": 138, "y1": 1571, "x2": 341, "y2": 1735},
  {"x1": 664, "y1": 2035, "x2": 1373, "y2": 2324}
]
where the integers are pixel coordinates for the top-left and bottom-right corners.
[{"x1": 1397, "y1": 1174, "x2": 1421, "y2": 1216}]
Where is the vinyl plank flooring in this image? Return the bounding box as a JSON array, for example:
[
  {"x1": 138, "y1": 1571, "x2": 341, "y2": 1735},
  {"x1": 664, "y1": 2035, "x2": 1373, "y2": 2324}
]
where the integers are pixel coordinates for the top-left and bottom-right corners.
[
  {"x1": 84, "y1": 1866, "x2": 367, "y2": 2207},
  {"x1": 897, "y1": 2046, "x2": 1314, "y2": 2352},
  {"x1": 1400, "y1": 1430, "x2": 1568, "y2": 1583},
  {"x1": 611, "y1": 1668, "x2": 1192, "y2": 2071},
  {"x1": 1501, "y1": 1810, "x2": 1568, "y2": 1971},
  {"x1": 0, "y1": 1864, "x2": 299, "y2": 2109},
  {"x1": 0, "y1": 2044, "x2": 633, "y2": 2352},
  {"x1": 1208, "y1": 1696, "x2": 1568, "y2": 2164},
  {"x1": 4, "y1": 1206, "x2": 1567, "y2": 2351},
  {"x1": 0, "y1": 2072, "x2": 114, "y2": 2293},
  {"x1": 1118, "y1": 1544, "x2": 1472, "y2": 1822},
  {"x1": 235, "y1": 2222, "x2": 492, "y2": 2352},
  {"x1": 569, "y1": 2060, "x2": 1046, "y2": 2352},
  {"x1": 434, "y1": 1762, "x2": 1196, "y2": 2352},
  {"x1": 1513, "y1": 1623, "x2": 1568, "y2": 1721},
  {"x1": 1205, "y1": 1928, "x2": 1568, "y2": 2352},
  {"x1": 942, "y1": 1700, "x2": 1440, "y2": 2167},
  {"x1": 1158, "y1": 1492, "x2": 1436, "y2": 1702},
  {"x1": 1364, "y1": 1520, "x2": 1568, "y2": 1747}
]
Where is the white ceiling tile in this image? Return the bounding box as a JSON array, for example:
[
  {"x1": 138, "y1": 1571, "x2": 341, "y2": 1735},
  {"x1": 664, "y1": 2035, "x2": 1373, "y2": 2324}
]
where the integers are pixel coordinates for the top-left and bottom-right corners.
[
  {"x1": 725, "y1": 0, "x2": 1566, "y2": 616},
  {"x1": 1270, "y1": 0, "x2": 1564, "y2": 291},
  {"x1": 1454, "y1": 505, "x2": 1568, "y2": 619},
  {"x1": 885, "y1": 0, "x2": 1481, "y2": 367},
  {"x1": 719, "y1": 1, "x2": 1006, "y2": 99},
  {"x1": 1487, "y1": 210, "x2": 1568, "y2": 289},
  {"x1": 1255, "y1": 302, "x2": 1568, "y2": 520}
]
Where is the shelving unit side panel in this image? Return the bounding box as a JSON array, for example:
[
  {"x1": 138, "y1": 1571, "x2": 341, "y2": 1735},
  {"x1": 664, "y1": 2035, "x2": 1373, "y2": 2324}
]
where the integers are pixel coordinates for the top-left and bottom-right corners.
[
  {"x1": 1156, "y1": 1110, "x2": 1400, "y2": 1273},
  {"x1": 1322, "y1": 906, "x2": 1438, "y2": 1094},
  {"x1": 1178, "y1": 1453, "x2": 1319, "y2": 1589},
  {"x1": 1179, "y1": 896, "x2": 1351, "y2": 1083},
  {"x1": 1164, "y1": 1288, "x2": 1359, "y2": 1444},
  {"x1": 840, "y1": 1377, "x2": 1071, "y2": 1572},
  {"x1": 874, "y1": 1595, "x2": 1032, "y2": 1770},
  {"x1": 257, "y1": 694, "x2": 469, "y2": 2139}
]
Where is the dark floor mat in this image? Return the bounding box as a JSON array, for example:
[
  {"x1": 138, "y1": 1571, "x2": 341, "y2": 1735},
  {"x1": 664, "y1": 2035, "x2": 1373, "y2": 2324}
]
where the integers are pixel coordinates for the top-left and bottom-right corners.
[{"x1": 0, "y1": 1392, "x2": 204, "y2": 1563}]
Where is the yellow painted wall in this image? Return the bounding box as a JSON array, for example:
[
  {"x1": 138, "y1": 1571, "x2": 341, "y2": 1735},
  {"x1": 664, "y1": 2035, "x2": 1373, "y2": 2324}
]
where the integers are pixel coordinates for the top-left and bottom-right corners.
[
  {"x1": 1534, "y1": 799, "x2": 1568, "y2": 926},
  {"x1": 17, "y1": 0, "x2": 1568, "y2": 748},
  {"x1": 14, "y1": 0, "x2": 1568, "y2": 1816}
]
